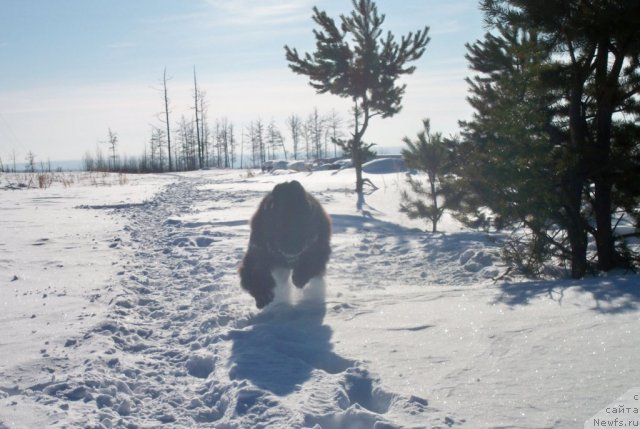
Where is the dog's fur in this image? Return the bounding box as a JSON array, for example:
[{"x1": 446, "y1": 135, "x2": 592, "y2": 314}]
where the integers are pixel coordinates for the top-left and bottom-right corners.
[{"x1": 239, "y1": 181, "x2": 331, "y2": 308}]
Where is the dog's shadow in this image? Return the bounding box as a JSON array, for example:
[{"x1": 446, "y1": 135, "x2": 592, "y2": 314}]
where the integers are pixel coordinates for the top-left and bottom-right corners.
[{"x1": 228, "y1": 281, "x2": 354, "y2": 396}]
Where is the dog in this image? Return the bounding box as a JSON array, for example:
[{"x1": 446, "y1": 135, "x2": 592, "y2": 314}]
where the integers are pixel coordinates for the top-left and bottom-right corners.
[{"x1": 239, "y1": 181, "x2": 331, "y2": 308}]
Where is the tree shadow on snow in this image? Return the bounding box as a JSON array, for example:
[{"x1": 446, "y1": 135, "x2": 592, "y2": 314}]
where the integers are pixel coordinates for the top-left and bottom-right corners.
[
  {"x1": 228, "y1": 285, "x2": 354, "y2": 396},
  {"x1": 330, "y1": 213, "x2": 420, "y2": 236},
  {"x1": 330, "y1": 213, "x2": 501, "y2": 259},
  {"x1": 495, "y1": 274, "x2": 640, "y2": 314}
]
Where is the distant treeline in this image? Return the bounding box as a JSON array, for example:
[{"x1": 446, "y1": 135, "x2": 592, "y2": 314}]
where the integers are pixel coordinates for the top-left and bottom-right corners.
[
  {"x1": 82, "y1": 107, "x2": 348, "y2": 174},
  {"x1": 79, "y1": 65, "x2": 351, "y2": 174}
]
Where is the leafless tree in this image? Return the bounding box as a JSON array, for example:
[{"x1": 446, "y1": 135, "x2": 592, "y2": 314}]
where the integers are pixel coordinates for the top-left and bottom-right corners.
[
  {"x1": 177, "y1": 115, "x2": 197, "y2": 170},
  {"x1": 200, "y1": 92, "x2": 209, "y2": 167},
  {"x1": 82, "y1": 150, "x2": 95, "y2": 171},
  {"x1": 25, "y1": 151, "x2": 36, "y2": 173},
  {"x1": 162, "y1": 68, "x2": 173, "y2": 171},
  {"x1": 216, "y1": 118, "x2": 232, "y2": 168},
  {"x1": 193, "y1": 67, "x2": 204, "y2": 169},
  {"x1": 267, "y1": 119, "x2": 286, "y2": 160},
  {"x1": 287, "y1": 114, "x2": 302, "y2": 160},
  {"x1": 149, "y1": 126, "x2": 166, "y2": 172},
  {"x1": 307, "y1": 108, "x2": 325, "y2": 159},
  {"x1": 228, "y1": 122, "x2": 237, "y2": 168},
  {"x1": 240, "y1": 123, "x2": 245, "y2": 168},
  {"x1": 106, "y1": 128, "x2": 118, "y2": 171},
  {"x1": 326, "y1": 109, "x2": 344, "y2": 158},
  {"x1": 254, "y1": 119, "x2": 266, "y2": 165}
]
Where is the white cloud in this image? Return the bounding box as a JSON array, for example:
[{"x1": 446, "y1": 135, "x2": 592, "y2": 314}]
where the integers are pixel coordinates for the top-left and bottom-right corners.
[{"x1": 204, "y1": 0, "x2": 314, "y2": 25}]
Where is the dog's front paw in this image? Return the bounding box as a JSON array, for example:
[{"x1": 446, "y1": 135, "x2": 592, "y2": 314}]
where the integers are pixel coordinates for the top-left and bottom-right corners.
[
  {"x1": 292, "y1": 270, "x2": 311, "y2": 289},
  {"x1": 254, "y1": 289, "x2": 275, "y2": 309}
]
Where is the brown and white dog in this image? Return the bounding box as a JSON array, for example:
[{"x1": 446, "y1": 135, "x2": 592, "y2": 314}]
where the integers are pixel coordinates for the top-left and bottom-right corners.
[{"x1": 239, "y1": 181, "x2": 331, "y2": 308}]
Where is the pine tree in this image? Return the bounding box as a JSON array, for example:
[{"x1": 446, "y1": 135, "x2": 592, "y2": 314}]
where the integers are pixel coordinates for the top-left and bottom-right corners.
[
  {"x1": 456, "y1": 23, "x2": 581, "y2": 276},
  {"x1": 400, "y1": 119, "x2": 453, "y2": 233},
  {"x1": 481, "y1": 0, "x2": 640, "y2": 274},
  {"x1": 285, "y1": 0, "x2": 429, "y2": 208}
]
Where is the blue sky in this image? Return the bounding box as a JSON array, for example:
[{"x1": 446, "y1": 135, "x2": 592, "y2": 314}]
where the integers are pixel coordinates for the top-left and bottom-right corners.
[{"x1": 0, "y1": 0, "x2": 485, "y2": 163}]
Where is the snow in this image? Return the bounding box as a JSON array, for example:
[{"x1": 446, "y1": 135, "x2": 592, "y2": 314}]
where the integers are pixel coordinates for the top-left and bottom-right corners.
[{"x1": 0, "y1": 168, "x2": 638, "y2": 429}]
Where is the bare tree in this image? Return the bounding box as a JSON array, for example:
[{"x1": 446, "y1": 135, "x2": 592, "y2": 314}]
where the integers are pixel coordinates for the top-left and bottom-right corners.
[
  {"x1": 139, "y1": 145, "x2": 150, "y2": 173},
  {"x1": 245, "y1": 120, "x2": 266, "y2": 168},
  {"x1": 307, "y1": 108, "x2": 325, "y2": 159},
  {"x1": 149, "y1": 126, "x2": 166, "y2": 172},
  {"x1": 228, "y1": 122, "x2": 236, "y2": 168},
  {"x1": 240, "y1": 123, "x2": 245, "y2": 168},
  {"x1": 327, "y1": 109, "x2": 344, "y2": 158},
  {"x1": 177, "y1": 115, "x2": 197, "y2": 170},
  {"x1": 254, "y1": 119, "x2": 266, "y2": 165},
  {"x1": 106, "y1": 128, "x2": 118, "y2": 171},
  {"x1": 216, "y1": 118, "x2": 231, "y2": 168},
  {"x1": 25, "y1": 151, "x2": 36, "y2": 173},
  {"x1": 95, "y1": 145, "x2": 107, "y2": 171},
  {"x1": 215, "y1": 118, "x2": 237, "y2": 168},
  {"x1": 193, "y1": 66, "x2": 203, "y2": 169},
  {"x1": 301, "y1": 118, "x2": 312, "y2": 160},
  {"x1": 267, "y1": 119, "x2": 287, "y2": 160},
  {"x1": 82, "y1": 151, "x2": 95, "y2": 171},
  {"x1": 162, "y1": 68, "x2": 173, "y2": 171},
  {"x1": 287, "y1": 114, "x2": 302, "y2": 160},
  {"x1": 200, "y1": 92, "x2": 209, "y2": 167}
]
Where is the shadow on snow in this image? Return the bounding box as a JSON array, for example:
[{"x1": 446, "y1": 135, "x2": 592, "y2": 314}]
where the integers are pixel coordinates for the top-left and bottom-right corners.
[
  {"x1": 228, "y1": 298, "x2": 354, "y2": 396},
  {"x1": 495, "y1": 274, "x2": 640, "y2": 314}
]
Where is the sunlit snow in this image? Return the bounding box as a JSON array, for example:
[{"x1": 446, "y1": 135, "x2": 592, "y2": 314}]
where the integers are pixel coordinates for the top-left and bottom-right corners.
[{"x1": 0, "y1": 168, "x2": 638, "y2": 428}]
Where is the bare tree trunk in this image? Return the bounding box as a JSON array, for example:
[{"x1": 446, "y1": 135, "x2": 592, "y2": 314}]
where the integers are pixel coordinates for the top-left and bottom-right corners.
[
  {"x1": 240, "y1": 123, "x2": 245, "y2": 169},
  {"x1": 592, "y1": 42, "x2": 625, "y2": 272},
  {"x1": 193, "y1": 67, "x2": 202, "y2": 169},
  {"x1": 200, "y1": 96, "x2": 208, "y2": 168},
  {"x1": 107, "y1": 128, "x2": 118, "y2": 172},
  {"x1": 429, "y1": 173, "x2": 438, "y2": 233},
  {"x1": 352, "y1": 100, "x2": 370, "y2": 208},
  {"x1": 565, "y1": 79, "x2": 589, "y2": 278},
  {"x1": 163, "y1": 68, "x2": 173, "y2": 171}
]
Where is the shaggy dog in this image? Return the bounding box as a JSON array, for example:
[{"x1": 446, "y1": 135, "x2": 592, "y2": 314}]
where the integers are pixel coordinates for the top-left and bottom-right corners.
[{"x1": 239, "y1": 181, "x2": 331, "y2": 308}]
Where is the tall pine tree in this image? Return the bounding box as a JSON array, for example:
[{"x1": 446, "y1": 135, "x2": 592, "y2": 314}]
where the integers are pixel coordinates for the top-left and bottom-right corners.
[
  {"x1": 455, "y1": 23, "x2": 587, "y2": 276},
  {"x1": 481, "y1": 0, "x2": 640, "y2": 274}
]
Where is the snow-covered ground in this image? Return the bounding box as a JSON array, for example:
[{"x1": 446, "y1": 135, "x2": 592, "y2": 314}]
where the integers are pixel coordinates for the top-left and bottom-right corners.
[{"x1": 0, "y1": 168, "x2": 638, "y2": 429}]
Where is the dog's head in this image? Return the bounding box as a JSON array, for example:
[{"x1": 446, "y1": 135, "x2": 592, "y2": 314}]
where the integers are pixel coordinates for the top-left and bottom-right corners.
[{"x1": 266, "y1": 180, "x2": 317, "y2": 260}]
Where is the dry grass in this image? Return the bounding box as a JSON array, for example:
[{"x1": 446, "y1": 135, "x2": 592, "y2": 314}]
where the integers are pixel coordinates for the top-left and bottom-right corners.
[{"x1": 1, "y1": 171, "x2": 130, "y2": 190}]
